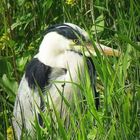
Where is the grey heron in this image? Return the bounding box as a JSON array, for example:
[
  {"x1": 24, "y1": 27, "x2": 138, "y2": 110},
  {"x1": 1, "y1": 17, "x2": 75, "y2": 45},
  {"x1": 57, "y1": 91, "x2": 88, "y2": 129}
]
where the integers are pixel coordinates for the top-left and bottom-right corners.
[{"x1": 13, "y1": 23, "x2": 119, "y2": 139}]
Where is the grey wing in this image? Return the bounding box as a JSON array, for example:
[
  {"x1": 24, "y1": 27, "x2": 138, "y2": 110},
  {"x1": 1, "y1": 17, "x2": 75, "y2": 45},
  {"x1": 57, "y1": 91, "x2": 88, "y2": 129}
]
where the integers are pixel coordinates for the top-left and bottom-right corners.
[
  {"x1": 13, "y1": 58, "x2": 67, "y2": 139},
  {"x1": 87, "y1": 57, "x2": 99, "y2": 109},
  {"x1": 13, "y1": 74, "x2": 40, "y2": 139}
]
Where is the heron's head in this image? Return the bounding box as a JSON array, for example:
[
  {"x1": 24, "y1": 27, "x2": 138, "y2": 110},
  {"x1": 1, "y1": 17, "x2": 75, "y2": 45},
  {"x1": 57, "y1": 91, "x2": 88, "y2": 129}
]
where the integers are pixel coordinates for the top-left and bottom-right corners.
[{"x1": 37, "y1": 23, "x2": 119, "y2": 61}]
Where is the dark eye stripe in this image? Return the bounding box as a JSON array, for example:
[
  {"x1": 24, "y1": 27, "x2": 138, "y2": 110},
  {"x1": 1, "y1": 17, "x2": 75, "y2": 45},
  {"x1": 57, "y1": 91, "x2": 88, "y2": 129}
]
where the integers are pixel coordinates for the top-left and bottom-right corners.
[{"x1": 44, "y1": 24, "x2": 86, "y2": 41}]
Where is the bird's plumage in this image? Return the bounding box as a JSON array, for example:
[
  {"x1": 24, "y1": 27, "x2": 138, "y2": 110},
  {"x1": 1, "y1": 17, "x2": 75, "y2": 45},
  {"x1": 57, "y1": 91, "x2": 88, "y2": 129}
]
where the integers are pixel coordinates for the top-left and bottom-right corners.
[
  {"x1": 13, "y1": 23, "x2": 99, "y2": 139},
  {"x1": 25, "y1": 58, "x2": 53, "y2": 90}
]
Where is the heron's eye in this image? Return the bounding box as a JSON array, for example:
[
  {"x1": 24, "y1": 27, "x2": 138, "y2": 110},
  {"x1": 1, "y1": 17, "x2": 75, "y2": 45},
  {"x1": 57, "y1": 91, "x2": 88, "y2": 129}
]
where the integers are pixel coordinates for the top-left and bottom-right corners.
[{"x1": 73, "y1": 39, "x2": 79, "y2": 44}]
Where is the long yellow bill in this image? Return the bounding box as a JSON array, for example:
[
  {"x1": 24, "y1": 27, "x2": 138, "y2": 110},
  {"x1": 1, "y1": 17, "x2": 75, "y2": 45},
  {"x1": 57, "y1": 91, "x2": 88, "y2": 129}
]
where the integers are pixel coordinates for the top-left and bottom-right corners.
[
  {"x1": 69, "y1": 41, "x2": 120, "y2": 57},
  {"x1": 86, "y1": 42, "x2": 120, "y2": 57}
]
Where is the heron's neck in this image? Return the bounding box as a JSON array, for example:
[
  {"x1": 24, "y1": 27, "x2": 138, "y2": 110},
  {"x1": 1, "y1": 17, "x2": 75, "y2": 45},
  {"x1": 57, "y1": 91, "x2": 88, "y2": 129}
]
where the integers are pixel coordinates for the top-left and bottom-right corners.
[
  {"x1": 36, "y1": 51, "x2": 84, "y2": 83},
  {"x1": 36, "y1": 51, "x2": 84, "y2": 72}
]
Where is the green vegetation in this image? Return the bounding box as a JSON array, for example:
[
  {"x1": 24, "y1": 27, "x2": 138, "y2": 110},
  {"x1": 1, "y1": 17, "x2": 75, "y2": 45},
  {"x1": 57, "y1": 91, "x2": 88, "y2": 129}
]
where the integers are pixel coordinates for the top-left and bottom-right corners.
[{"x1": 0, "y1": 0, "x2": 140, "y2": 139}]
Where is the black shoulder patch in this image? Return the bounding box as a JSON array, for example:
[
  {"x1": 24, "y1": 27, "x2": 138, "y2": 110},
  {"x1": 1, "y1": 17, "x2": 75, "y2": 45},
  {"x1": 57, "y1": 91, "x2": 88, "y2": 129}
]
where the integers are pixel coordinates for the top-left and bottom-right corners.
[{"x1": 25, "y1": 58, "x2": 52, "y2": 90}]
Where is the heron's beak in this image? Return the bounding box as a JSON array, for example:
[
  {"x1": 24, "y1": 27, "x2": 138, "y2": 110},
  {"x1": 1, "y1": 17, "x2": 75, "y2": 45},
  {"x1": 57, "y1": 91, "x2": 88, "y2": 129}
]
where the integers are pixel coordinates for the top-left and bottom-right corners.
[
  {"x1": 85, "y1": 42, "x2": 120, "y2": 57},
  {"x1": 69, "y1": 41, "x2": 120, "y2": 57}
]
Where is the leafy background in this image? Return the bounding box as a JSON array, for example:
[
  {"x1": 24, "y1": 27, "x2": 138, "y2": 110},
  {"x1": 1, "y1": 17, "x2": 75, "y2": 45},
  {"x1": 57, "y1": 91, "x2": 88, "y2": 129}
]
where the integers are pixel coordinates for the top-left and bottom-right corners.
[{"x1": 0, "y1": 0, "x2": 140, "y2": 139}]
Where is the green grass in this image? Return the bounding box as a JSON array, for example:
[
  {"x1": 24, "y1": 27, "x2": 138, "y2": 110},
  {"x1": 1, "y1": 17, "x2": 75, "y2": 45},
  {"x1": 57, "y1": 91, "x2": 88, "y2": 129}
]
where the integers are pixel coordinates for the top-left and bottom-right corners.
[{"x1": 0, "y1": 0, "x2": 140, "y2": 139}]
